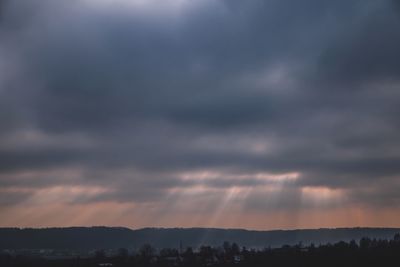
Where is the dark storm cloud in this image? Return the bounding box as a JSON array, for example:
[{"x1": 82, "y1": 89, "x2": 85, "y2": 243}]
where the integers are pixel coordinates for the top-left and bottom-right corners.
[
  {"x1": 1, "y1": 0, "x2": 400, "y2": 212},
  {"x1": 315, "y1": 6, "x2": 400, "y2": 85}
]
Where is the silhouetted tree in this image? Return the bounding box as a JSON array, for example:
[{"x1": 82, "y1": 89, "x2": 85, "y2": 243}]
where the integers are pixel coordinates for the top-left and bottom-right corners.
[
  {"x1": 160, "y1": 248, "x2": 179, "y2": 257},
  {"x1": 394, "y1": 233, "x2": 400, "y2": 243},
  {"x1": 360, "y1": 237, "x2": 371, "y2": 250},
  {"x1": 222, "y1": 241, "x2": 231, "y2": 254},
  {"x1": 139, "y1": 243, "x2": 155, "y2": 265},
  {"x1": 231, "y1": 242, "x2": 240, "y2": 254},
  {"x1": 182, "y1": 247, "x2": 195, "y2": 265}
]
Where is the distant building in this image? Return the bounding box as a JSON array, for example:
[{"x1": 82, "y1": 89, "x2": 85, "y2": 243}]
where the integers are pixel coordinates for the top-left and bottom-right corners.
[{"x1": 233, "y1": 255, "x2": 243, "y2": 263}]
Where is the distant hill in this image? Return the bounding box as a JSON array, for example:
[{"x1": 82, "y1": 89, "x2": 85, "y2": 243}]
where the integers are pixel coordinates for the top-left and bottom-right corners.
[{"x1": 1, "y1": 227, "x2": 399, "y2": 250}]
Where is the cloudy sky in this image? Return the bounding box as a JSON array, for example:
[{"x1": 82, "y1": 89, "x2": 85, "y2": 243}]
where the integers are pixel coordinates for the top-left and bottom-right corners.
[{"x1": 1, "y1": 0, "x2": 400, "y2": 230}]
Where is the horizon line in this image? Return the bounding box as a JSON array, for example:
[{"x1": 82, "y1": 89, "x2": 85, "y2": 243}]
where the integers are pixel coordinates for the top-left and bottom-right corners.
[{"x1": 2, "y1": 225, "x2": 400, "y2": 232}]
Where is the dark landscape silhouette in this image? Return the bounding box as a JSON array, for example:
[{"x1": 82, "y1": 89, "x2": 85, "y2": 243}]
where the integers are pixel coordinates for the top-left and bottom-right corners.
[
  {"x1": 1, "y1": 227, "x2": 400, "y2": 250},
  {"x1": 1, "y1": 227, "x2": 400, "y2": 267}
]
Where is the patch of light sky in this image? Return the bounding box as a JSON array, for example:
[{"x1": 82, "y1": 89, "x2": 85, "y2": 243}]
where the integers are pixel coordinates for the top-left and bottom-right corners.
[{"x1": 82, "y1": 0, "x2": 209, "y2": 15}]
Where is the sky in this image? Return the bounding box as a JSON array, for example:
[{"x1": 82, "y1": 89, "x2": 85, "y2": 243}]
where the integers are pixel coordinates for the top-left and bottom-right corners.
[{"x1": 1, "y1": 0, "x2": 400, "y2": 230}]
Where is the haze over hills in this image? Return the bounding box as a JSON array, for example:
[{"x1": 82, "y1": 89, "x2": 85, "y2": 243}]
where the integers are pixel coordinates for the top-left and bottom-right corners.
[{"x1": 1, "y1": 227, "x2": 399, "y2": 250}]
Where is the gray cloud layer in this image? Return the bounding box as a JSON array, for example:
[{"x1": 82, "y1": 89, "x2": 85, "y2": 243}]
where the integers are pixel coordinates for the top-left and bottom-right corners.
[{"x1": 1, "y1": 0, "x2": 400, "y2": 222}]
